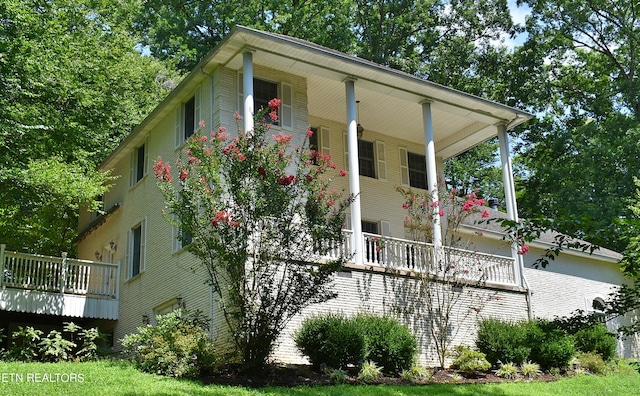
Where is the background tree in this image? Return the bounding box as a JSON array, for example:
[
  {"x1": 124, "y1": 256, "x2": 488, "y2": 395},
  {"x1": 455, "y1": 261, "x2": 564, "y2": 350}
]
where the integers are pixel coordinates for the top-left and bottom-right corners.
[
  {"x1": 513, "y1": 0, "x2": 640, "y2": 251},
  {"x1": 0, "y1": 0, "x2": 177, "y2": 254},
  {"x1": 153, "y1": 104, "x2": 351, "y2": 370}
]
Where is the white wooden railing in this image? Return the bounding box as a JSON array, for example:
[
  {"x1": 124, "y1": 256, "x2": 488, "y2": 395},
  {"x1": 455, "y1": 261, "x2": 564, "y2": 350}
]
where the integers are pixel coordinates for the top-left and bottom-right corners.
[
  {"x1": 325, "y1": 232, "x2": 518, "y2": 287},
  {"x1": 1, "y1": 244, "x2": 119, "y2": 299}
]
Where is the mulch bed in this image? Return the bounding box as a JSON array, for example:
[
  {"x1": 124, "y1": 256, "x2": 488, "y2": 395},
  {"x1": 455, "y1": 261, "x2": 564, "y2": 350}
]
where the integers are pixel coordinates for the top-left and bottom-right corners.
[{"x1": 201, "y1": 364, "x2": 558, "y2": 388}]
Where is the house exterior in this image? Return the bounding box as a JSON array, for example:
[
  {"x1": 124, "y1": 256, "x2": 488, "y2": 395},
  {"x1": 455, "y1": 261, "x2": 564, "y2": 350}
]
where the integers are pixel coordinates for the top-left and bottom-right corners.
[{"x1": 3, "y1": 25, "x2": 632, "y2": 364}]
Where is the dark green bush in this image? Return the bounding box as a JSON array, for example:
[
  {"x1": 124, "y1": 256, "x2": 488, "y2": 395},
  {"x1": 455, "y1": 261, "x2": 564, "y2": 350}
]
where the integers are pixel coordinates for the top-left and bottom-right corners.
[
  {"x1": 294, "y1": 313, "x2": 416, "y2": 374},
  {"x1": 476, "y1": 318, "x2": 530, "y2": 365},
  {"x1": 573, "y1": 324, "x2": 617, "y2": 361},
  {"x1": 121, "y1": 310, "x2": 218, "y2": 378},
  {"x1": 294, "y1": 313, "x2": 365, "y2": 369},
  {"x1": 477, "y1": 318, "x2": 576, "y2": 370},
  {"x1": 354, "y1": 314, "x2": 417, "y2": 375}
]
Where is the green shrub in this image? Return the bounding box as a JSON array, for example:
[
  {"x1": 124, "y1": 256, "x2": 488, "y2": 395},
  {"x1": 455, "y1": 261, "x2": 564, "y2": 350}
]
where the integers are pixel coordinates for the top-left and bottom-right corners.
[
  {"x1": 354, "y1": 314, "x2": 417, "y2": 375},
  {"x1": 520, "y1": 361, "x2": 542, "y2": 379},
  {"x1": 295, "y1": 313, "x2": 416, "y2": 374},
  {"x1": 496, "y1": 362, "x2": 519, "y2": 379},
  {"x1": 121, "y1": 310, "x2": 218, "y2": 378},
  {"x1": 327, "y1": 368, "x2": 348, "y2": 384},
  {"x1": 528, "y1": 327, "x2": 575, "y2": 370},
  {"x1": 576, "y1": 351, "x2": 608, "y2": 375},
  {"x1": 4, "y1": 323, "x2": 102, "y2": 363},
  {"x1": 400, "y1": 365, "x2": 432, "y2": 382},
  {"x1": 294, "y1": 313, "x2": 365, "y2": 369},
  {"x1": 476, "y1": 318, "x2": 530, "y2": 365},
  {"x1": 574, "y1": 324, "x2": 617, "y2": 361},
  {"x1": 358, "y1": 361, "x2": 382, "y2": 382},
  {"x1": 451, "y1": 346, "x2": 491, "y2": 373},
  {"x1": 5, "y1": 326, "x2": 44, "y2": 362}
]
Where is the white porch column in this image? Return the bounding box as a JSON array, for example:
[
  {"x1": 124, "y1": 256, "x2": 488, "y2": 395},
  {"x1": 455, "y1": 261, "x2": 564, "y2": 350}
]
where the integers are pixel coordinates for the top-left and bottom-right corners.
[
  {"x1": 497, "y1": 122, "x2": 524, "y2": 288},
  {"x1": 345, "y1": 78, "x2": 363, "y2": 264},
  {"x1": 242, "y1": 50, "x2": 254, "y2": 134},
  {"x1": 498, "y1": 122, "x2": 519, "y2": 222},
  {"x1": 422, "y1": 100, "x2": 442, "y2": 248}
]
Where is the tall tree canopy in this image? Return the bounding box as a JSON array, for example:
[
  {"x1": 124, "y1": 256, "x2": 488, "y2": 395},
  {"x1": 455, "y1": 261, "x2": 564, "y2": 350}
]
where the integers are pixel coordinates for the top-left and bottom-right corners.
[
  {"x1": 0, "y1": 0, "x2": 177, "y2": 255},
  {"x1": 513, "y1": 0, "x2": 640, "y2": 251}
]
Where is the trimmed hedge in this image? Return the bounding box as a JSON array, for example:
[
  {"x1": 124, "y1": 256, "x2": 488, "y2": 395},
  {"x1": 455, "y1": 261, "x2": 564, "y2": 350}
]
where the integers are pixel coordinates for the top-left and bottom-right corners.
[
  {"x1": 294, "y1": 313, "x2": 417, "y2": 374},
  {"x1": 573, "y1": 324, "x2": 617, "y2": 361},
  {"x1": 476, "y1": 318, "x2": 576, "y2": 370}
]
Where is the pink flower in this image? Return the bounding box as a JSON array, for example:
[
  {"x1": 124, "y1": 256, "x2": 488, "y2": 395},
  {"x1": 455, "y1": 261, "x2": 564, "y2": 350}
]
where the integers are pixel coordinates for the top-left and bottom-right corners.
[
  {"x1": 481, "y1": 209, "x2": 490, "y2": 218},
  {"x1": 278, "y1": 175, "x2": 295, "y2": 186},
  {"x1": 328, "y1": 199, "x2": 334, "y2": 206},
  {"x1": 517, "y1": 245, "x2": 530, "y2": 255},
  {"x1": 189, "y1": 156, "x2": 198, "y2": 164},
  {"x1": 179, "y1": 169, "x2": 188, "y2": 181},
  {"x1": 430, "y1": 200, "x2": 440, "y2": 208},
  {"x1": 272, "y1": 133, "x2": 292, "y2": 144},
  {"x1": 306, "y1": 129, "x2": 314, "y2": 138},
  {"x1": 339, "y1": 169, "x2": 347, "y2": 177},
  {"x1": 402, "y1": 203, "x2": 409, "y2": 210},
  {"x1": 269, "y1": 110, "x2": 279, "y2": 123},
  {"x1": 198, "y1": 120, "x2": 206, "y2": 128},
  {"x1": 229, "y1": 221, "x2": 239, "y2": 227},
  {"x1": 268, "y1": 98, "x2": 281, "y2": 110},
  {"x1": 234, "y1": 112, "x2": 242, "y2": 120},
  {"x1": 439, "y1": 209, "x2": 445, "y2": 217},
  {"x1": 375, "y1": 246, "x2": 381, "y2": 253},
  {"x1": 258, "y1": 166, "x2": 267, "y2": 178}
]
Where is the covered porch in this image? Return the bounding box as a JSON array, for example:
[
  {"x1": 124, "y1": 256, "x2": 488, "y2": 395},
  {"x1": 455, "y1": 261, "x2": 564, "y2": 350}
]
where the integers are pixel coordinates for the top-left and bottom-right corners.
[{"x1": 0, "y1": 244, "x2": 119, "y2": 320}]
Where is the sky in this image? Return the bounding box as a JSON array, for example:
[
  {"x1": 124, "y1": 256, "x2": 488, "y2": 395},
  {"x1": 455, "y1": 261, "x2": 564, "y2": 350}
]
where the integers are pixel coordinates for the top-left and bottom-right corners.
[{"x1": 505, "y1": 0, "x2": 532, "y2": 48}]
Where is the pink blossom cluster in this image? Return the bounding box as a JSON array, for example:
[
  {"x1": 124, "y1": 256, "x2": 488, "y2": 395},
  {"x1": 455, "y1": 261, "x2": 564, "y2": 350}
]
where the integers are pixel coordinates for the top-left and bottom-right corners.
[
  {"x1": 153, "y1": 158, "x2": 172, "y2": 183},
  {"x1": 211, "y1": 210, "x2": 238, "y2": 228}
]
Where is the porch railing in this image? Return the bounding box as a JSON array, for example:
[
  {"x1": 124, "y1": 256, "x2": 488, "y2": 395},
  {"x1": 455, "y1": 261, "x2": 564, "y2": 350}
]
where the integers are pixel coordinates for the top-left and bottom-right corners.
[
  {"x1": 324, "y1": 232, "x2": 518, "y2": 287},
  {"x1": 1, "y1": 245, "x2": 119, "y2": 299}
]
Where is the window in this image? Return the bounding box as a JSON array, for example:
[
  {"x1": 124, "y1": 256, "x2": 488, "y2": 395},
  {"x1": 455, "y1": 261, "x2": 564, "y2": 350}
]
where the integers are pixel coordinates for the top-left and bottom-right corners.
[
  {"x1": 407, "y1": 152, "x2": 428, "y2": 189},
  {"x1": 175, "y1": 87, "x2": 201, "y2": 147},
  {"x1": 358, "y1": 140, "x2": 376, "y2": 178},
  {"x1": 173, "y1": 223, "x2": 193, "y2": 252},
  {"x1": 130, "y1": 138, "x2": 148, "y2": 187},
  {"x1": 592, "y1": 298, "x2": 606, "y2": 323},
  {"x1": 127, "y1": 219, "x2": 146, "y2": 278},
  {"x1": 238, "y1": 75, "x2": 292, "y2": 129},
  {"x1": 361, "y1": 220, "x2": 379, "y2": 234},
  {"x1": 309, "y1": 126, "x2": 331, "y2": 164},
  {"x1": 343, "y1": 136, "x2": 385, "y2": 179},
  {"x1": 399, "y1": 148, "x2": 429, "y2": 189}
]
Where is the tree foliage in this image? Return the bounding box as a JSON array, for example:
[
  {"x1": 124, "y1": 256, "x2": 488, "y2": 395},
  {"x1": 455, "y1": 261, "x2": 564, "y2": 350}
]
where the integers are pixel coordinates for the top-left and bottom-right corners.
[
  {"x1": 0, "y1": 0, "x2": 176, "y2": 254},
  {"x1": 153, "y1": 104, "x2": 351, "y2": 369},
  {"x1": 513, "y1": 0, "x2": 640, "y2": 251}
]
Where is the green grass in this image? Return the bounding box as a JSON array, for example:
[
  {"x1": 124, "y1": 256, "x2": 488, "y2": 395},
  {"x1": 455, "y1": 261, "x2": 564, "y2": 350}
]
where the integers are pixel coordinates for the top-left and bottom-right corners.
[{"x1": 1, "y1": 360, "x2": 640, "y2": 396}]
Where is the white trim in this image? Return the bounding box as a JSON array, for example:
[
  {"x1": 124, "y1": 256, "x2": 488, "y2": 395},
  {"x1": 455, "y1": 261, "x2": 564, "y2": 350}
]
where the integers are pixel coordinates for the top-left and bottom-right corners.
[
  {"x1": 281, "y1": 82, "x2": 292, "y2": 129},
  {"x1": 376, "y1": 140, "x2": 387, "y2": 181},
  {"x1": 399, "y1": 147, "x2": 409, "y2": 186},
  {"x1": 320, "y1": 126, "x2": 331, "y2": 155}
]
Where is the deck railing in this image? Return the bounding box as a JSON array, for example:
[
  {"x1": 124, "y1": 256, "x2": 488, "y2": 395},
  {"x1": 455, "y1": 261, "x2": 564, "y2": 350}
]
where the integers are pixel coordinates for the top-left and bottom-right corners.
[
  {"x1": 325, "y1": 232, "x2": 518, "y2": 286},
  {"x1": 1, "y1": 245, "x2": 119, "y2": 299}
]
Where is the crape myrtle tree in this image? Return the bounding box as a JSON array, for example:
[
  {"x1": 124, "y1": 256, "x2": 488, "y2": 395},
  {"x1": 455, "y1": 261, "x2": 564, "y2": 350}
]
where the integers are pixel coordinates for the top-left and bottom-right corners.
[
  {"x1": 153, "y1": 100, "x2": 352, "y2": 369},
  {"x1": 396, "y1": 185, "x2": 507, "y2": 368}
]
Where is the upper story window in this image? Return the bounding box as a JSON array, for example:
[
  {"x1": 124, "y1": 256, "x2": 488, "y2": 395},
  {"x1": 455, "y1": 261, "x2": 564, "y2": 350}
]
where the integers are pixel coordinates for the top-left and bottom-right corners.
[
  {"x1": 175, "y1": 87, "x2": 201, "y2": 147},
  {"x1": 238, "y1": 75, "x2": 292, "y2": 129},
  {"x1": 309, "y1": 126, "x2": 331, "y2": 164},
  {"x1": 358, "y1": 140, "x2": 376, "y2": 178},
  {"x1": 399, "y1": 148, "x2": 428, "y2": 190},
  {"x1": 343, "y1": 137, "x2": 386, "y2": 181},
  {"x1": 127, "y1": 219, "x2": 146, "y2": 279},
  {"x1": 130, "y1": 137, "x2": 148, "y2": 187}
]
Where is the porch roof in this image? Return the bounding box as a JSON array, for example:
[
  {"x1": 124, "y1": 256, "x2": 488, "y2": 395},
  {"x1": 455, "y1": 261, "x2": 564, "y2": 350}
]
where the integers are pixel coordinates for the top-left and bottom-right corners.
[{"x1": 102, "y1": 25, "x2": 533, "y2": 169}]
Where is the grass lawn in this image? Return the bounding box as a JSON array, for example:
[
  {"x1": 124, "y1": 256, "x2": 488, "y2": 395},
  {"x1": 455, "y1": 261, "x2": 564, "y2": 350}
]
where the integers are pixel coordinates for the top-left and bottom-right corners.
[{"x1": 1, "y1": 360, "x2": 640, "y2": 396}]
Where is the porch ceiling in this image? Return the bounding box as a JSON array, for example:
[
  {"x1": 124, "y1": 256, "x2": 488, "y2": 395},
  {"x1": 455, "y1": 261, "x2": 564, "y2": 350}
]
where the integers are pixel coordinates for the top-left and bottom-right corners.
[{"x1": 214, "y1": 26, "x2": 532, "y2": 160}]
